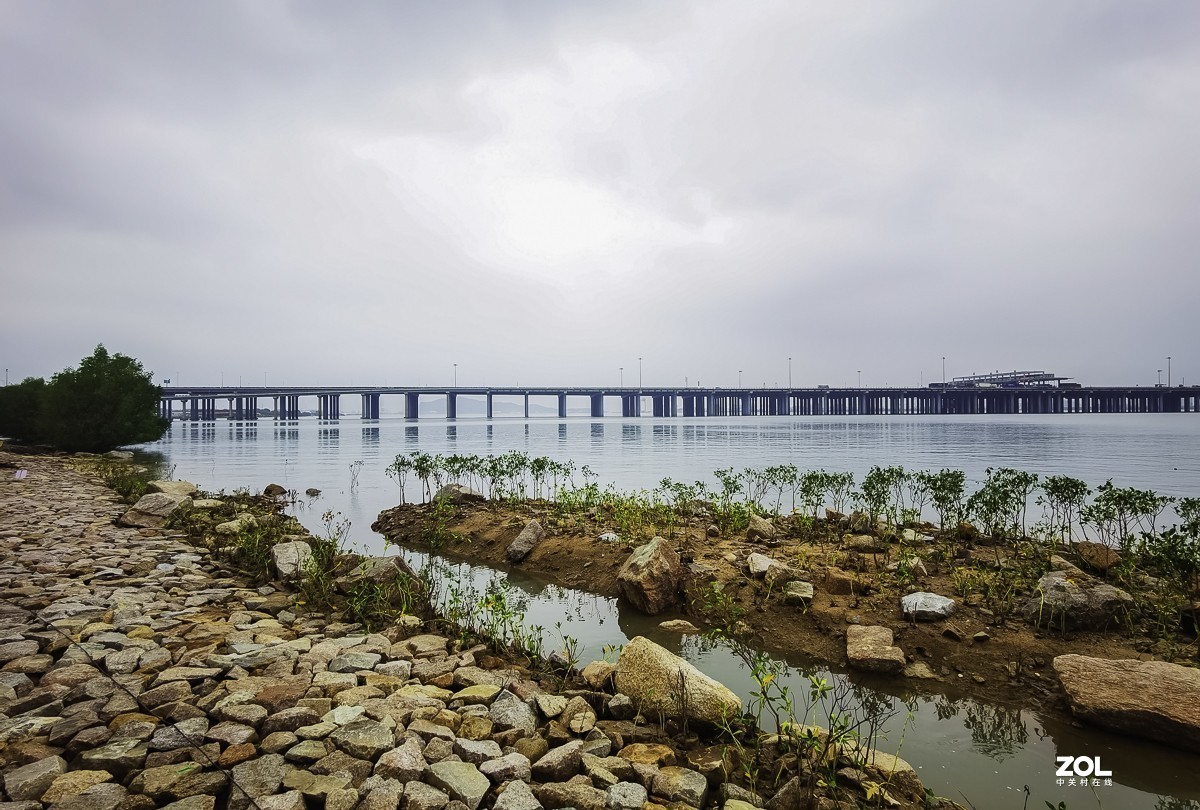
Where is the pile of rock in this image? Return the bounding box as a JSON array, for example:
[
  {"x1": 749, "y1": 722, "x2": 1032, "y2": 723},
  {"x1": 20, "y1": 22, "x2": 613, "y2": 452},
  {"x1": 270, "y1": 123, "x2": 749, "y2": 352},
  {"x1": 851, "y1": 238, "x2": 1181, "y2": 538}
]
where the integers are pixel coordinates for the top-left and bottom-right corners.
[{"x1": 2, "y1": 457, "x2": 746, "y2": 810}]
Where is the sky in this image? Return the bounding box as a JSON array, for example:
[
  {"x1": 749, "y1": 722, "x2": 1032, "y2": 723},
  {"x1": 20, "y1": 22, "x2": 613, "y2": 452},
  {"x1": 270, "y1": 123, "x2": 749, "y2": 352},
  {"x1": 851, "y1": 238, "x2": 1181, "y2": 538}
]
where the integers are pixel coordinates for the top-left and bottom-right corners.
[{"x1": 3, "y1": 1, "x2": 1199, "y2": 390}]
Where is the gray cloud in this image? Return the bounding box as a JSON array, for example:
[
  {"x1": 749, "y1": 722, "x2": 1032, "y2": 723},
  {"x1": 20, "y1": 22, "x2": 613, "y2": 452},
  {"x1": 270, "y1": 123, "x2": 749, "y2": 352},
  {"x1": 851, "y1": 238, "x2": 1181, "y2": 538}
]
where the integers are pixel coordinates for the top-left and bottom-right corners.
[{"x1": 3, "y1": 1, "x2": 1198, "y2": 390}]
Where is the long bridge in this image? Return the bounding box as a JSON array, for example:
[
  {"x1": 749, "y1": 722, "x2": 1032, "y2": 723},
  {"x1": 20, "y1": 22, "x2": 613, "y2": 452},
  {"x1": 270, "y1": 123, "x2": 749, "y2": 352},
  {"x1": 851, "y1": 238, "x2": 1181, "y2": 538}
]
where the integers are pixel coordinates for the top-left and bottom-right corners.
[{"x1": 159, "y1": 384, "x2": 1200, "y2": 421}]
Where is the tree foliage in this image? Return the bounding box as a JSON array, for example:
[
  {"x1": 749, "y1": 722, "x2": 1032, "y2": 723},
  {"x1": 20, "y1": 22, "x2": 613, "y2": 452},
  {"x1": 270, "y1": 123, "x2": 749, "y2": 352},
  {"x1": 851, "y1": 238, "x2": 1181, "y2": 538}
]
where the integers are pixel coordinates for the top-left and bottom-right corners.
[{"x1": 0, "y1": 345, "x2": 167, "y2": 452}]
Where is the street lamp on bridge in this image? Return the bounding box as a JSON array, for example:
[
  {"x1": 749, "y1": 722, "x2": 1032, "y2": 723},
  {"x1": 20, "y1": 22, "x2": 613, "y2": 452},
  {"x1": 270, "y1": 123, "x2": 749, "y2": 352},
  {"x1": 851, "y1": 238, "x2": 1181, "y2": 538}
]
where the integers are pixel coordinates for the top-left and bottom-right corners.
[
  {"x1": 1168, "y1": 356, "x2": 1172, "y2": 388},
  {"x1": 638, "y1": 357, "x2": 642, "y2": 388},
  {"x1": 788, "y1": 357, "x2": 792, "y2": 388},
  {"x1": 738, "y1": 370, "x2": 742, "y2": 387},
  {"x1": 619, "y1": 367, "x2": 623, "y2": 388},
  {"x1": 1158, "y1": 369, "x2": 1163, "y2": 386},
  {"x1": 453, "y1": 363, "x2": 457, "y2": 387}
]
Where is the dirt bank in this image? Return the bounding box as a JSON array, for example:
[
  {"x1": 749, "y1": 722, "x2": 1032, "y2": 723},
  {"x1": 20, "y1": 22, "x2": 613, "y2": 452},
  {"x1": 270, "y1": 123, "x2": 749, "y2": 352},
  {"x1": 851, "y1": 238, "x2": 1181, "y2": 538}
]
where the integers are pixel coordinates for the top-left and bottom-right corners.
[{"x1": 372, "y1": 498, "x2": 1178, "y2": 722}]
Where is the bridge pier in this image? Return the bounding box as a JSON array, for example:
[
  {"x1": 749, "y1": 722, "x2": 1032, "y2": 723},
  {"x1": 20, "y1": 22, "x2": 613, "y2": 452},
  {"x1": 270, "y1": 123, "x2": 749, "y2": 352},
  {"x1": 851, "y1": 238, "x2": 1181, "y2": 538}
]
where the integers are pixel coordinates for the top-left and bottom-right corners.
[
  {"x1": 590, "y1": 394, "x2": 604, "y2": 418},
  {"x1": 361, "y1": 393, "x2": 379, "y2": 419},
  {"x1": 524, "y1": 395, "x2": 529, "y2": 419},
  {"x1": 318, "y1": 394, "x2": 341, "y2": 420},
  {"x1": 447, "y1": 393, "x2": 457, "y2": 420},
  {"x1": 558, "y1": 394, "x2": 567, "y2": 419},
  {"x1": 486, "y1": 394, "x2": 494, "y2": 419},
  {"x1": 405, "y1": 392, "x2": 419, "y2": 420}
]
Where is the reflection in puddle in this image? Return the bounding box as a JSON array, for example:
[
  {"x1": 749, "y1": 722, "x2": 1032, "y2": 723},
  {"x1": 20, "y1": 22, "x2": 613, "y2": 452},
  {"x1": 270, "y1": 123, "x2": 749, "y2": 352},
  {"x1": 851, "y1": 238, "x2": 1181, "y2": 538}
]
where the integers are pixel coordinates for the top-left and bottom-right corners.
[{"x1": 390, "y1": 547, "x2": 1200, "y2": 810}]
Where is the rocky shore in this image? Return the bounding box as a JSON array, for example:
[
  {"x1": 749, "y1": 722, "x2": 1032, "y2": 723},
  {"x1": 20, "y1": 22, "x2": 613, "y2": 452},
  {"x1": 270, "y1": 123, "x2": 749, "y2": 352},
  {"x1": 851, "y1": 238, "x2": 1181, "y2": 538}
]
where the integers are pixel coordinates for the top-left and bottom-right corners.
[{"x1": 0, "y1": 452, "x2": 953, "y2": 810}]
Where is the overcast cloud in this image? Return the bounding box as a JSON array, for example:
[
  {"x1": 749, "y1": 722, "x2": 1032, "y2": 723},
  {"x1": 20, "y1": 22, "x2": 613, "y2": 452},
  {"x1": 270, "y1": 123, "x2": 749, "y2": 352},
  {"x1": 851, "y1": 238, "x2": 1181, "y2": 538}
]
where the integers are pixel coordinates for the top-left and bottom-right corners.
[{"x1": 3, "y1": 1, "x2": 1199, "y2": 390}]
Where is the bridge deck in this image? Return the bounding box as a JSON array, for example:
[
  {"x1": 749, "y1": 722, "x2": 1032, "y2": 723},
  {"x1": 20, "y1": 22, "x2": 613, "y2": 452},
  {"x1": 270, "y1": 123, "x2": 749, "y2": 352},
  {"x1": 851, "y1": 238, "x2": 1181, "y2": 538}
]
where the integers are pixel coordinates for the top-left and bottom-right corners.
[{"x1": 157, "y1": 385, "x2": 1200, "y2": 420}]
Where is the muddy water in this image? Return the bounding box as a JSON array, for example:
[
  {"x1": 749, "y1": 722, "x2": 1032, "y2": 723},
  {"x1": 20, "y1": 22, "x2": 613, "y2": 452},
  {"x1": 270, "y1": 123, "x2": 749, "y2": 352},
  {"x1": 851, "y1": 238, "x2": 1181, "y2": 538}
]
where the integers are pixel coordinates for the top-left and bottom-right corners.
[{"x1": 143, "y1": 413, "x2": 1200, "y2": 809}]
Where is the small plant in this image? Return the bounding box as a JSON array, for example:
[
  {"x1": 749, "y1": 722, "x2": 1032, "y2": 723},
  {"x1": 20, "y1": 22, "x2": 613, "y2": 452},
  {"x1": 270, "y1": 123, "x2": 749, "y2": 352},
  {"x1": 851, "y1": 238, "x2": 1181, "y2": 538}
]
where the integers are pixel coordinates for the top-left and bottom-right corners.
[{"x1": 421, "y1": 498, "x2": 463, "y2": 549}]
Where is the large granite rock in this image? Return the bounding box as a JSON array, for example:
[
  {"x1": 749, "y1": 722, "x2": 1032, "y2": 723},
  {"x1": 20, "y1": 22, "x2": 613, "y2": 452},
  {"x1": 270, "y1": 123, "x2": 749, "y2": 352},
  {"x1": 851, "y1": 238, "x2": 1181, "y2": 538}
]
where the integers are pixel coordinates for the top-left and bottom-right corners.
[
  {"x1": 614, "y1": 636, "x2": 741, "y2": 727},
  {"x1": 118, "y1": 493, "x2": 192, "y2": 528},
  {"x1": 1054, "y1": 655, "x2": 1200, "y2": 752},
  {"x1": 1022, "y1": 570, "x2": 1133, "y2": 630},
  {"x1": 505, "y1": 520, "x2": 545, "y2": 563},
  {"x1": 616, "y1": 537, "x2": 684, "y2": 615}
]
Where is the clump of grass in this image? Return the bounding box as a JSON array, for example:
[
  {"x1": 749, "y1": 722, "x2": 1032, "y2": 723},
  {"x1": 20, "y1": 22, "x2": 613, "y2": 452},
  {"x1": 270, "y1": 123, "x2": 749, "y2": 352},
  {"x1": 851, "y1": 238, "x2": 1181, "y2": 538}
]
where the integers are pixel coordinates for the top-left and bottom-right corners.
[{"x1": 75, "y1": 455, "x2": 174, "y2": 503}]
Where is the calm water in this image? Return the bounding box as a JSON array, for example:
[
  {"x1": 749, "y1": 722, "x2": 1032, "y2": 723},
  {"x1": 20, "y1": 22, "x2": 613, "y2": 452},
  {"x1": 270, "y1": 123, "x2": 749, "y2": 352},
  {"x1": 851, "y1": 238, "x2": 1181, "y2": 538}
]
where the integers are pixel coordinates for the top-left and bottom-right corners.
[{"x1": 142, "y1": 414, "x2": 1200, "y2": 809}]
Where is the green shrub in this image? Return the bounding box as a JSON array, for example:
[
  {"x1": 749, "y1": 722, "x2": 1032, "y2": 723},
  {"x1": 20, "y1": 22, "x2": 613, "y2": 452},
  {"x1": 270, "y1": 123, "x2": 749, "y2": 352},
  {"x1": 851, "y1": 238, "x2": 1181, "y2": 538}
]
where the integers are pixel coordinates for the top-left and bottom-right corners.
[{"x1": 1, "y1": 345, "x2": 167, "y2": 452}]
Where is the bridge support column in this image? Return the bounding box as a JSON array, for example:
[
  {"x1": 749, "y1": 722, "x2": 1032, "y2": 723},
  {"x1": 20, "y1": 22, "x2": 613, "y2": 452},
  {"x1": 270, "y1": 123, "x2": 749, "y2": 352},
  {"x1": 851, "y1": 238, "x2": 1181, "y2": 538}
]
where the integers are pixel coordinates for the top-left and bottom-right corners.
[
  {"x1": 447, "y1": 393, "x2": 457, "y2": 420},
  {"x1": 486, "y1": 394, "x2": 493, "y2": 419},
  {"x1": 361, "y1": 393, "x2": 379, "y2": 419},
  {"x1": 524, "y1": 395, "x2": 529, "y2": 419},
  {"x1": 405, "y1": 392, "x2": 419, "y2": 419},
  {"x1": 590, "y1": 395, "x2": 603, "y2": 418},
  {"x1": 558, "y1": 394, "x2": 567, "y2": 419}
]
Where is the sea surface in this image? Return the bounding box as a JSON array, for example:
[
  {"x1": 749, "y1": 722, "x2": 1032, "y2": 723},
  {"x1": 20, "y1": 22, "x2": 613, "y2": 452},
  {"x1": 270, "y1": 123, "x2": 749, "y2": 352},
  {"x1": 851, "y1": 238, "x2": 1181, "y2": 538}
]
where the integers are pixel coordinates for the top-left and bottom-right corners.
[{"x1": 140, "y1": 413, "x2": 1200, "y2": 809}]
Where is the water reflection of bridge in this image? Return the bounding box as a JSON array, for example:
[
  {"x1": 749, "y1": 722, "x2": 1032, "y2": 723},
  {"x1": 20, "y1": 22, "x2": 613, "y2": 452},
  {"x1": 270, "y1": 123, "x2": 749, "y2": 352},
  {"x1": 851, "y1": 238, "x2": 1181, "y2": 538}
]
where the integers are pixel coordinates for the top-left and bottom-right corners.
[{"x1": 159, "y1": 384, "x2": 1200, "y2": 421}]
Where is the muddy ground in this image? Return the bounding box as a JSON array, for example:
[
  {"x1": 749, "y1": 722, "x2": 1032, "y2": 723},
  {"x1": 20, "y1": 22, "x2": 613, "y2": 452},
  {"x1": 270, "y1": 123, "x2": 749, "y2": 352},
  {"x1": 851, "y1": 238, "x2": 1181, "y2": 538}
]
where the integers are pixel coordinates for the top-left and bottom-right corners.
[{"x1": 371, "y1": 498, "x2": 1185, "y2": 725}]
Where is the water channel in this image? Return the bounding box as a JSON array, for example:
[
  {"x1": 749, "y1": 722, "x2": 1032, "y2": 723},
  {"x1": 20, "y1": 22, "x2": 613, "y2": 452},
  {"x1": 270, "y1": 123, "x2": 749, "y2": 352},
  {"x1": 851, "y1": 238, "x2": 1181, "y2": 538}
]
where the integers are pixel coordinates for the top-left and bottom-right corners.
[{"x1": 141, "y1": 413, "x2": 1200, "y2": 809}]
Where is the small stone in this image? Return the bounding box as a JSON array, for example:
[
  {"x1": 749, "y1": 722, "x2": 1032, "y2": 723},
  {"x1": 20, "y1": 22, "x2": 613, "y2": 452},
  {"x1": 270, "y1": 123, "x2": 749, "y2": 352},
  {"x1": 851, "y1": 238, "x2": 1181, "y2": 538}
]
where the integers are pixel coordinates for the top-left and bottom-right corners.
[
  {"x1": 285, "y1": 739, "x2": 331, "y2": 764},
  {"x1": 657, "y1": 620, "x2": 699, "y2": 634},
  {"x1": 402, "y1": 781, "x2": 450, "y2": 810},
  {"x1": 532, "y1": 739, "x2": 586, "y2": 781},
  {"x1": 535, "y1": 694, "x2": 567, "y2": 719},
  {"x1": 4, "y1": 755, "x2": 68, "y2": 801},
  {"x1": 561, "y1": 695, "x2": 597, "y2": 735},
  {"x1": 478, "y1": 752, "x2": 531, "y2": 784},
  {"x1": 255, "y1": 791, "x2": 307, "y2": 810},
  {"x1": 607, "y1": 781, "x2": 647, "y2": 810},
  {"x1": 427, "y1": 761, "x2": 489, "y2": 810},
  {"x1": 782, "y1": 581, "x2": 814, "y2": 607},
  {"x1": 493, "y1": 780, "x2": 541, "y2": 810},
  {"x1": 40, "y1": 770, "x2": 113, "y2": 804}
]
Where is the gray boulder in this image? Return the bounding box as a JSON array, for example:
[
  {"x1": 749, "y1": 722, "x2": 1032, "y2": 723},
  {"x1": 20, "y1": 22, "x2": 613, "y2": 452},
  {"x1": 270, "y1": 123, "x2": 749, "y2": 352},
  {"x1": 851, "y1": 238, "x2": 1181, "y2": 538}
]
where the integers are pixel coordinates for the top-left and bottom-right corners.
[
  {"x1": 900, "y1": 592, "x2": 956, "y2": 621},
  {"x1": 505, "y1": 520, "x2": 545, "y2": 563},
  {"x1": 1023, "y1": 570, "x2": 1134, "y2": 630},
  {"x1": 617, "y1": 537, "x2": 684, "y2": 615},
  {"x1": 272, "y1": 541, "x2": 313, "y2": 580},
  {"x1": 746, "y1": 514, "x2": 776, "y2": 541}
]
